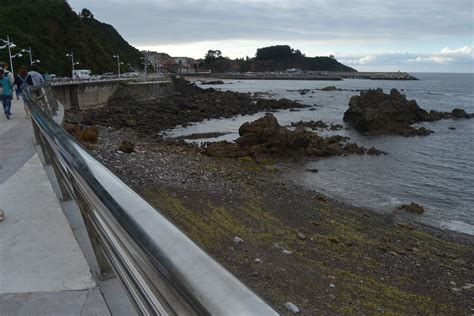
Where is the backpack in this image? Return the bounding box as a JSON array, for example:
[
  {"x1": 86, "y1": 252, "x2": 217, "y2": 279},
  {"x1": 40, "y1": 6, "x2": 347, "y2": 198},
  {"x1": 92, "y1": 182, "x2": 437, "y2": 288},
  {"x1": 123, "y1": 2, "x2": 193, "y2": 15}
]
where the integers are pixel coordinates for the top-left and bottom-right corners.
[{"x1": 19, "y1": 75, "x2": 29, "y2": 91}]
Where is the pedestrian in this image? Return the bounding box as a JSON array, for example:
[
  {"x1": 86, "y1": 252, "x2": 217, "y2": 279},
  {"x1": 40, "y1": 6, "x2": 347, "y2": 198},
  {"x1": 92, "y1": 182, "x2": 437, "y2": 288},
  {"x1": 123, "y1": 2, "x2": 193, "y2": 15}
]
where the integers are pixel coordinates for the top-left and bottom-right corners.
[
  {"x1": 14, "y1": 65, "x2": 31, "y2": 118},
  {"x1": 2, "y1": 62, "x2": 15, "y2": 87},
  {"x1": 1, "y1": 69, "x2": 14, "y2": 119},
  {"x1": 15, "y1": 65, "x2": 29, "y2": 97},
  {"x1": 26, "y1": 64, "x2": 44, "y2": 86}
]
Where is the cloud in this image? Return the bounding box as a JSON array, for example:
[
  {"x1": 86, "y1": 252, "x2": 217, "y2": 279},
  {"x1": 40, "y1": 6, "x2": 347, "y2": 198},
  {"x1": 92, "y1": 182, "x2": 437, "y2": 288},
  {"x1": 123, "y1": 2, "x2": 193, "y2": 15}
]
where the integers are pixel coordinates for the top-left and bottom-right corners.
[
  {"x1": 440, "y1": 46, "x2": 473, "y2": 54},
  {"x1": 67, "y1": 0, "x2": 474, "y2": 72},
  {"x1": 408, "y1": 56, "x2": 454, "y2": 65},
  {"x1": 68, "y1": 0, "x2": 473, "y2": 45},
  {"x1": 407, "y1": 46, "x2": 473, "y2": 65},
  {"x1": 338, "y1": 46, "x2": 473, "y2": 72},
  {"x1": 342, "y1": 55, "x2": 377, "y2": 65}
]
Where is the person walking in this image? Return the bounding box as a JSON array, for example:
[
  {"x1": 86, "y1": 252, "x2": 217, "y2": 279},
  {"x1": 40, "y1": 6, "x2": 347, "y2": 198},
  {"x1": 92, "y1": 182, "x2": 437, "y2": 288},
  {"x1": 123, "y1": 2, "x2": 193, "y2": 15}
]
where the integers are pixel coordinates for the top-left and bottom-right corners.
[
  {"x1": 1, "y1": 69, "x2": 14, "y2": 119},
  {"x1": 15, "y1": 66, "x2": 29, "y2": 97},
  {"x1": 2, "y1": 62, "x2": 15, "y2": 87},
  {"x1": 26, "y1": 64, "x2": 44, "y2": 86},
  {"x1": 14, "y1": 65, "x2": 31, "y2": 118}
]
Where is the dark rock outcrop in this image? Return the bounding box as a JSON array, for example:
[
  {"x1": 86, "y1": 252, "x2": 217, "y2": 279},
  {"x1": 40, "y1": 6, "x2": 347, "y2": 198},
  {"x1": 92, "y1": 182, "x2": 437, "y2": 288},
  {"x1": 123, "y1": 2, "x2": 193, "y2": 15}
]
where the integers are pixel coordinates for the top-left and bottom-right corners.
[
  {"x1": 204, "y1": 113, "x2": 385, "y2": 158},
  {"x1": 451, "y1": 108, "x2": 468, "y2": 118},
  {"x1": 63, "y1": 123, "x2": 99, "y2": 144},
  {"x1": 118, "y1": 140, "x2": 135, "y2": 153},
  {"x1": 200, "y1": 80, "x2": 225, "y2": 85},
  {"x1": 320, "y1": 86, "x2": 338, "y2": 91},
  {"x1": 399, "y1": 202, "x2": 425, "y2": 214},
  {"x1": 344, "y1": 88, "x2": 434, "y2": 136},
  {"x1": 291, "y1": 120, "x2": 328, "y2": 130},
  {"x1": 343, "y1": 88, "x2": 471, "y2": 136}
]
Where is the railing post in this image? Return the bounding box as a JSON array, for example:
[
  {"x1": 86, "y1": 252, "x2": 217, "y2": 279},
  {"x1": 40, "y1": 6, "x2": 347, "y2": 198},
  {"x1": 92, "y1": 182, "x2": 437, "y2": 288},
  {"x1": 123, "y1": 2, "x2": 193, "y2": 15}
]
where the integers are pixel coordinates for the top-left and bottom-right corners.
[
  {"x1": 50, "y1": 158, "x2": 72, "y2": 201},
  {"x1": 74, "y1": 191, "x2": 115, "y2": 280},
  {"x1": 34, "y1": 125, "x2": 53, "y2": 165},
  {"x1": 31, "y1": 120, "x2": 41, "y2": 146}
]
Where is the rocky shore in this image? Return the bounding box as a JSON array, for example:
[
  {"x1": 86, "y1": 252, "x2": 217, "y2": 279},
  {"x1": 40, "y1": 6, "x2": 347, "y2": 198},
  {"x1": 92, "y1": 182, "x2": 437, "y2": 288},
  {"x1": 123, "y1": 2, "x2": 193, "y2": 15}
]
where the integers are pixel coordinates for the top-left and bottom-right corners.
[
  {"x1": 80, "y1": 126, "x2": 473, "y2": 315},
  {"x1": 65, "y1": 77, "x2": 306, "y2": 138},
  {"x1": 63, "y1": 79, "x2": 473, "y2": 314}
]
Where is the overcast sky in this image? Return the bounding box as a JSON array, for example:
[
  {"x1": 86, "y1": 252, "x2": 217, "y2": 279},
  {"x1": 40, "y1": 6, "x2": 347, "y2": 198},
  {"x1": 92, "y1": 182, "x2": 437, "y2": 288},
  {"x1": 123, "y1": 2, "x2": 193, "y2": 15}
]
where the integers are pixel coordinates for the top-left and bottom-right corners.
[{"x1": 68, "y1": 0, "x2": 473, "y2": 72}]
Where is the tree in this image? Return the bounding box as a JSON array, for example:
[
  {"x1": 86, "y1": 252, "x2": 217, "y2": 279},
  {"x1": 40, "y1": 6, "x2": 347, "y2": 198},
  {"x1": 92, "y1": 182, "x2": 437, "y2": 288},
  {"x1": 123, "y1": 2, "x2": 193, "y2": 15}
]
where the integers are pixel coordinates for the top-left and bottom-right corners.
[
  {"x1": 204, "y1": 50, "x2": 222, "y2": 63},
  {"x1": 79, "y1": 8, "x2": 94, "y2": 19}
]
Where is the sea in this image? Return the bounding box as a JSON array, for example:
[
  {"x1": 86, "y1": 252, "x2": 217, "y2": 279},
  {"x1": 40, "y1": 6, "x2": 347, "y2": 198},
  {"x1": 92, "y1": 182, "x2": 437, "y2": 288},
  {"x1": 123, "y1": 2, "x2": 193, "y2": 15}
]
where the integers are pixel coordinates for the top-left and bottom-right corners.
[{"x1": 165, "y1": 73, "x2": 474, "y2": 235}]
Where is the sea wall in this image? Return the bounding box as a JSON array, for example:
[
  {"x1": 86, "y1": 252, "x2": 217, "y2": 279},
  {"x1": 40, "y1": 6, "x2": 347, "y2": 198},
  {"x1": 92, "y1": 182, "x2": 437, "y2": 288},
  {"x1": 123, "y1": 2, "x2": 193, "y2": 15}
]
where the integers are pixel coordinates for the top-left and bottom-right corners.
[{"x1": 52, "y1": 80, "x2": 172, "y2": 110}]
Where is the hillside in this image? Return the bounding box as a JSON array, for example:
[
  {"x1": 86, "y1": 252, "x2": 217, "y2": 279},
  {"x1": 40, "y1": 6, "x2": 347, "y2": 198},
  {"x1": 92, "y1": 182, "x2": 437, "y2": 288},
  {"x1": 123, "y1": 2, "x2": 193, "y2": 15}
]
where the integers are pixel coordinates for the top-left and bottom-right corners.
[
  {"x1": 0, "y1": 0, "x2": 142, "y2": 76},
  {"x1": 200, "y1": 45, "x2": 357, "y2": 73}
]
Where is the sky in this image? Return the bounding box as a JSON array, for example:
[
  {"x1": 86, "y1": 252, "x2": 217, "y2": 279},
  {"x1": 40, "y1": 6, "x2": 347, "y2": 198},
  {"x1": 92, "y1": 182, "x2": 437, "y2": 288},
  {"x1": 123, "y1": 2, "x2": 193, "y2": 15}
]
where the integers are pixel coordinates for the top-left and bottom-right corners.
[{"x1": 68, "y1": 0, "x2": 474, "y2": 72}]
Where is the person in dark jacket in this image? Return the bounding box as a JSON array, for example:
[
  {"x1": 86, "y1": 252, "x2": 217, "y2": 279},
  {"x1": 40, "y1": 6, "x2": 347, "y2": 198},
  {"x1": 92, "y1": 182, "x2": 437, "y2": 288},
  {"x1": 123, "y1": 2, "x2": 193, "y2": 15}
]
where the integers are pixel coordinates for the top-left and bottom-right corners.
[
  {"x1": 14, "y1": 65, "x2": 31, "y2": 118},
  {"x1": 14, "y1": 65, "x2": 29, "y2": 99}
]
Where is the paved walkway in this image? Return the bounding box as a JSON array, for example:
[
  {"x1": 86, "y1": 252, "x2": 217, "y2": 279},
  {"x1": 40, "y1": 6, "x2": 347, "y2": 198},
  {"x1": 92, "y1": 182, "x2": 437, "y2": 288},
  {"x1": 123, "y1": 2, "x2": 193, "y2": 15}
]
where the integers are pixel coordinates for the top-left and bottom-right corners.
[{"x1": 0, "y1": 99, "x2": 110, "y2": 314}]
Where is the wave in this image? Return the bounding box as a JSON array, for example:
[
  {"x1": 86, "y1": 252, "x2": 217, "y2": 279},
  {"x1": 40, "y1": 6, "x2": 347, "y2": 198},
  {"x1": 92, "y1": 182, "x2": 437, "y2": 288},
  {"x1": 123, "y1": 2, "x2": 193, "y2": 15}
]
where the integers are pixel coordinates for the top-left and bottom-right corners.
[
  {"x1": 418, "y1": 91, "x2": 454, "y2": 96},
  {"x1": 440, "y1": 220, "x2": 474, "y2": 235}
]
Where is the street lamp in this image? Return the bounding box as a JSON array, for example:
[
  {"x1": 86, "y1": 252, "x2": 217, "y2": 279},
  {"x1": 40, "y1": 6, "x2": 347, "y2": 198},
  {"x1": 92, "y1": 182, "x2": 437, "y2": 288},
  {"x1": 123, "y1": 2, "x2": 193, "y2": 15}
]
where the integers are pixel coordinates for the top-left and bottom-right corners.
[
  {"x1": 32, "y1": 59, "x2": 40, "y2": 64},
  {"x1": 66, "y1": 52, "x2": 78, "y2": 79},
  {"x1": 141, "y1": 56, "x2": 148, "y2": 79},
  {"x1": 11, "y1": 53, "x2": 23, "y2": 59},
  {"x1": 21, "y1": 47, "x2": 34, "y2": 65},
  {"x1": 0, "y1": 35, "x2": 17, "y2": 76},
  {"x1": 113, "y1": 54, "x2": 123, "y2": 78}
]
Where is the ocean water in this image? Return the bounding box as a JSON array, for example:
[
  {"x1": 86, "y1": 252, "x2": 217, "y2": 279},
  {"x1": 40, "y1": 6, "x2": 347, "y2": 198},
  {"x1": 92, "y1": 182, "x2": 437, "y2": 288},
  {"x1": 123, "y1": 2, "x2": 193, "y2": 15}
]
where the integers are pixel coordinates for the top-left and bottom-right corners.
[{"x1": 166, "y1": 74, "x2": 474, "y2": 235}]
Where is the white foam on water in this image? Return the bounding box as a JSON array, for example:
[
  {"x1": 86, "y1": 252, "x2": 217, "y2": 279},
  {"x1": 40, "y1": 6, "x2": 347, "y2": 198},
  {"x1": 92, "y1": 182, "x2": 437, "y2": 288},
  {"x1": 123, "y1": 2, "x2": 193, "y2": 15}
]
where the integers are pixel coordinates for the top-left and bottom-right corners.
[{"x1": 439, "y1": 220, "x2": 474, "y2": 235}]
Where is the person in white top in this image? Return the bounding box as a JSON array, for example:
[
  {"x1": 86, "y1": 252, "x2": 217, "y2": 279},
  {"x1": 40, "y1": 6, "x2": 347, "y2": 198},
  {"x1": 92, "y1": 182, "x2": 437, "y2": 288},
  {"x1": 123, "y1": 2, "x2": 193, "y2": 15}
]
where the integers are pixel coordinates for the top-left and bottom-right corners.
[{"x1": 26, "y1": 64, "x2": 44, "y2": 86}]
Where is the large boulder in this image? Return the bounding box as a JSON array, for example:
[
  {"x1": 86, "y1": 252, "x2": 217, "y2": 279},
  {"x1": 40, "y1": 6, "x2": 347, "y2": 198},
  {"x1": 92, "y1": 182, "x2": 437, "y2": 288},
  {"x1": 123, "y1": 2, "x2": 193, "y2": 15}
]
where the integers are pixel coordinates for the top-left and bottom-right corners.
[
  {"x1": 344, "y1": 88, "x2": 429, "y2": 134},
  {"x1": 451, "y1": 108, "x2": 467, "y2": 118},
  {"x1": 237, "y1": 113, "x2": 287, "y2": 147},
  {"x1": 204, "y1": 113, "x2": 385, "y2": 159},
  {"x1": 344, "y1": 88, "x2": 471, "y2": 136},
  {"x1": 343, "y1": 89, "x2": 432, "y2": 135}
]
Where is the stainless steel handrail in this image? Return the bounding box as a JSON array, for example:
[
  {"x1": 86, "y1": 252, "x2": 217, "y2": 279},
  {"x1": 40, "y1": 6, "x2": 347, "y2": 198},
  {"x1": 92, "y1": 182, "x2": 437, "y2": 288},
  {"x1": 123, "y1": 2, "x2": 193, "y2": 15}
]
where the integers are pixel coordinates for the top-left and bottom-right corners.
[
  {"x1": 49, "y1": 73, "x2": 169, "y2": 86},
  {"x1": 23, "y1": 84, "x2": 278, "y2": 316}
]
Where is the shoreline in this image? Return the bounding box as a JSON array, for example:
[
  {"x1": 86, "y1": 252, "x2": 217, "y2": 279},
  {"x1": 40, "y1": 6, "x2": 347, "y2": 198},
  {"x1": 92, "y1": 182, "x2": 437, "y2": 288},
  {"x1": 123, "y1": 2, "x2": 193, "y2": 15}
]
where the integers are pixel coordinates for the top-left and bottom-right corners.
[{"x1": 85, "y1": 126, "x2": 473, "y2": 315}]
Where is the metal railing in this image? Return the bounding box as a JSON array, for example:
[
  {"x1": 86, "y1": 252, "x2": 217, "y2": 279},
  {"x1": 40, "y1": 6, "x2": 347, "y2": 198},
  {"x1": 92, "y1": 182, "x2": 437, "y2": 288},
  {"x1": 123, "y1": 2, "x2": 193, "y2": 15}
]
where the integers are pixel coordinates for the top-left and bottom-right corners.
[
  {"x1": 49, "y1": 73, "x2": 169, "y2": 86},
  {"x1": 23, "y1": 84, "x2": 278, "y2": 316}
]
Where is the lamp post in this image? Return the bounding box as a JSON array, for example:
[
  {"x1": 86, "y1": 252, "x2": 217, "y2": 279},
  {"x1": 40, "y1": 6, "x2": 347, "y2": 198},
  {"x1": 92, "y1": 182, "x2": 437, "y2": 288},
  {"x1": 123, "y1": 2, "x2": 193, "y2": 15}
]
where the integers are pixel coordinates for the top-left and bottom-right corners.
[
  {"x1": 1, "y1": 35, "x2": 17, "y2": 76},
  {"x1": 32, "y1": 59, "x2": 40, "y2": 64},
  {"x1": 113, "y1": 54, "x2": 123, "y2": 78},
  {"x1": 21, "y1": 47, "x2": 34, "y2": 65},
  {"x1": 66, "y1": 52, "x2": 79, "y2": 79},
  {"x1": 141, "y1": 56, "x2": 148, "y2": 79}
]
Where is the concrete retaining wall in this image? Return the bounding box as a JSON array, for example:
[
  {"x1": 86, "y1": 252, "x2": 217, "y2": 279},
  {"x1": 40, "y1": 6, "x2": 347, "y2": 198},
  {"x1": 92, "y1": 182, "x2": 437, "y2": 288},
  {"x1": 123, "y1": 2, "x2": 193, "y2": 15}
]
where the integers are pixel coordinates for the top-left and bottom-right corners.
[{"x1": 52, "y1": 81, "x2": 172, "y2": 110}]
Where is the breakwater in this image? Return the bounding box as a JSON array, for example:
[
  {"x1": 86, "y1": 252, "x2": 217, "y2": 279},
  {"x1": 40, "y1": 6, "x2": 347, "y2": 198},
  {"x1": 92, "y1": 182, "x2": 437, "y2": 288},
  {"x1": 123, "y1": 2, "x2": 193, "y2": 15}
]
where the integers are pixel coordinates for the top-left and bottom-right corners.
[{"x1": 186, "y1": 71, "x2": 418, "y2": 81}]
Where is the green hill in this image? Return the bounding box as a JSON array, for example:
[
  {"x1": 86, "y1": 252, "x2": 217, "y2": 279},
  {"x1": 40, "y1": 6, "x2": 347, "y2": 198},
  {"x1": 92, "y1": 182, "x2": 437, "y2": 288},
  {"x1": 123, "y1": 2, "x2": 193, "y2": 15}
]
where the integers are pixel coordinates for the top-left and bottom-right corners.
[
  {"x1": 200, "y1": 45, "x2": 357, "y2": 73},
  {"x1": 0, "y1": 0, "x2": 142, "y2": 76}
]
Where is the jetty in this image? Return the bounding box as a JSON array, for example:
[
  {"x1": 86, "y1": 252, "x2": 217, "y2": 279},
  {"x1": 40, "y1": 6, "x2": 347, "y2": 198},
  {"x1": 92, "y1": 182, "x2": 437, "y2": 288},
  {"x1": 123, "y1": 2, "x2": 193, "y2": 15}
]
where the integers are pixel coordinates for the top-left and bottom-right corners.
[{"x1": 186, "y1": 71, "x2": 418, "y2": 81}]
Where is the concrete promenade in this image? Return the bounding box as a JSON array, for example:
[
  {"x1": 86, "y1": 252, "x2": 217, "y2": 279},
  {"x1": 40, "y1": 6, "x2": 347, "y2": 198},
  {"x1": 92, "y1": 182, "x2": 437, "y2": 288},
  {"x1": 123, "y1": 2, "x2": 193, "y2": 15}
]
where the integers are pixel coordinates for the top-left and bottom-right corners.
[{"x1": 0, "y1": 99, "x2": 112, "y2": 314}]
